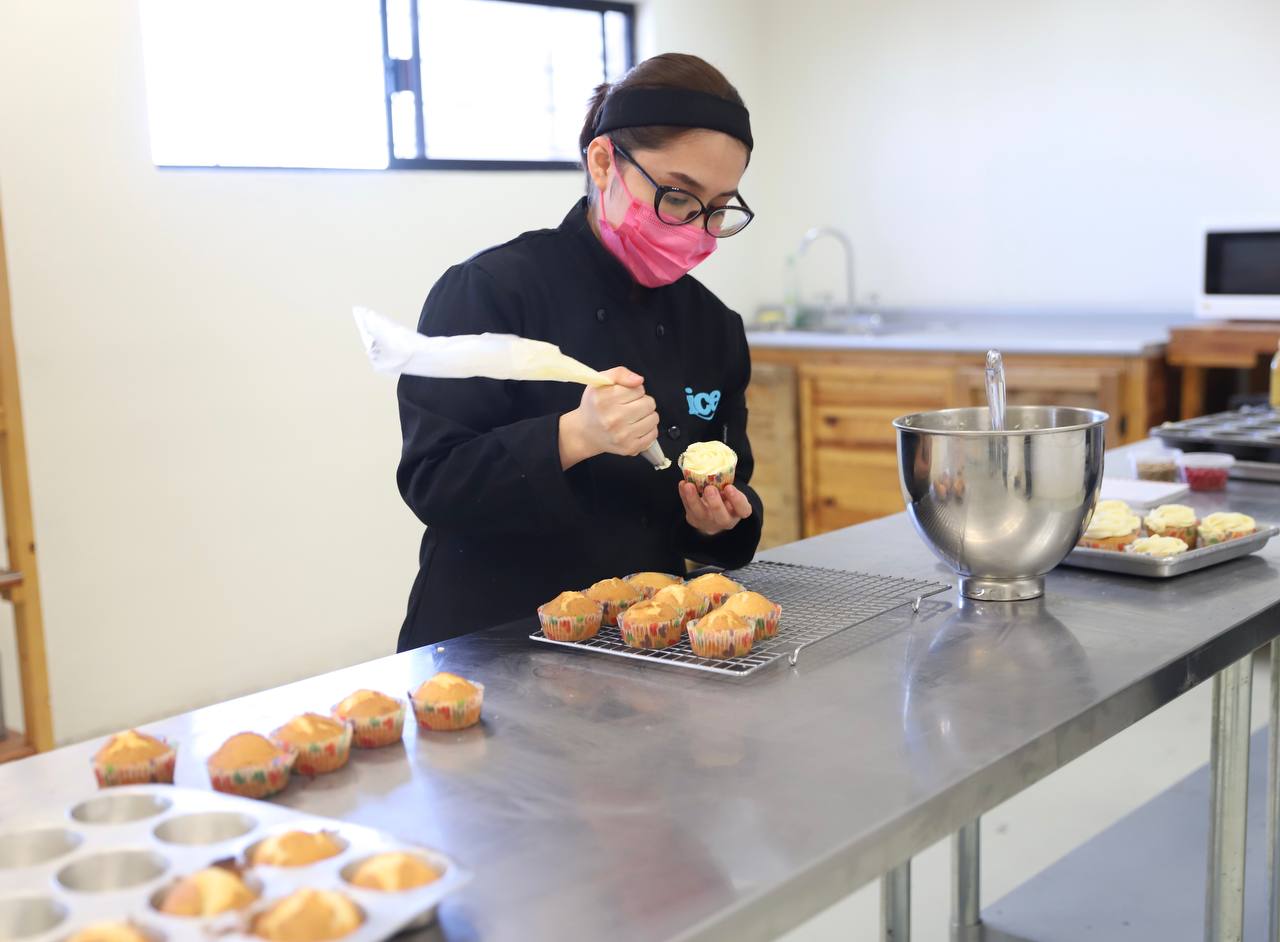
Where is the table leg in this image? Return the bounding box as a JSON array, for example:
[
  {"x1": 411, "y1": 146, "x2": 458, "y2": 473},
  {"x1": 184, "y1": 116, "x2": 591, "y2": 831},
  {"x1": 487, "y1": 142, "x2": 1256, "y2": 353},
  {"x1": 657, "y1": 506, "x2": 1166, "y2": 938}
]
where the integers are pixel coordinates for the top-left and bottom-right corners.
[
  {"x1": 1205, "y1": 655, "x2": 1253, "y2": 942},
  {"x1": 952, "y1": 819, "x2": 981, "y2": 938},
  {"x1": 881, "y1": 861, "x2": 910, "y2": 942},
  {"x1": 1269, "y1": 641, "x2": 1280, "y2": 942}
]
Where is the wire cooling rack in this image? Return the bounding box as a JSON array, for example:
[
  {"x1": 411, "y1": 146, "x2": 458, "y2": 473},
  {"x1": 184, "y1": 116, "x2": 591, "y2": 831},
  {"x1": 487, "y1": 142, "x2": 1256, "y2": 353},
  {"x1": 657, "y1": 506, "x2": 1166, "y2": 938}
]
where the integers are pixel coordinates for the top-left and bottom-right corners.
[{"x1": 529, "y1": 560, "x2": 949, "y2": 678}]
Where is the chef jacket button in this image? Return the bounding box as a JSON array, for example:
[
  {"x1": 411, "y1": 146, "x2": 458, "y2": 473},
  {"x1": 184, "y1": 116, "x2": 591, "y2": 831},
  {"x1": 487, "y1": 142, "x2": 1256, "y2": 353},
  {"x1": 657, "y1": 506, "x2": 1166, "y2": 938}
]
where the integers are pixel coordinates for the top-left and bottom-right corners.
[
  {"x1": 667, "y1": 425, "x2": 682, "y2": 440},
  {"x1": 595, "y1": 308, "x2": 607, "y2": 322},
  {"x1": 655, "y1": 324, "x2": 666, "y2": 338}
]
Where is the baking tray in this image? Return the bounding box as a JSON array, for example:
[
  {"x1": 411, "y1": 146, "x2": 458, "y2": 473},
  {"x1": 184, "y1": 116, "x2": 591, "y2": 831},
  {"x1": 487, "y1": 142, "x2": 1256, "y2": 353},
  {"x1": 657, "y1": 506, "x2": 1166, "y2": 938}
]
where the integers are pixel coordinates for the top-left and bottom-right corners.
[
  {"x1": 0, "y1": 784, "x2": 469, "y2": 942},
  {"x1": 1152, "y1": 406, "x2": 1280, "y2": 461},
  {"x1": 1061, "y1": 525, "x2": 1278, "y2": 578},
  {"x1": 530, "y1": 560, "x2": 949, "y2": 678}
]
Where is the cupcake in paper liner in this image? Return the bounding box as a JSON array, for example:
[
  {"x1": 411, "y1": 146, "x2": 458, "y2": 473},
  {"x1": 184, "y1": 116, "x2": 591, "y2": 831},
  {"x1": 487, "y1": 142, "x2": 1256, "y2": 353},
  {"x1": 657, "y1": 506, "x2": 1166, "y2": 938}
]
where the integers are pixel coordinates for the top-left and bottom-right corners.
[
  {"x1": 651, "y1": 583, "x2": 711, "y2": 629},
  {"x1": 616, "y1": 598, "x2": 684, "y2": 650},
  {"x1": 207, "y1": 733, "x2": 295, "y2": 800},
  {"x1": 678, "y1": 440, "x2": 738, "y2": 491},
  {"x1": 92, "y1": 729, "x2": 177, "y2": 788},
  {"x1": 584, "y1": 577, "x2": 643, "y2": 626},
  {"x1": 332, "y1": 690, "x2": 407, "y2": 749},
  {"x1": 687, "y1": 609, "x2": 756, "y2": 659},
  {"x1": 686, "y1": 572, "x2": 744, "y2": 608},
  {"x1": 721, "y1": 590, "x2": 783, "y2": 640},
  {"x1": 1199, "y1": 512, "x2": 1257, "y2": 546},
  {"x1": 1078, "y1": 500, "x2": 1141, "y2": 551},
  {"x1": 1143, "y1": 503, "x2": 1199, "y2": 547},
  {"x1": 271, "y1": 713, "x2": 353, "y2": 776},
  {"x1": 410, "y1": 672, "x2": 484, "y2": 731},
  {"x1": 537, "y1": 590, "x2": 603, "y2": 642},
  {"x1": 623, "y1": 571, "x2": 683, "y2": 600},
  {"x1": 1124, "y1": 535, "x2": 1189, "y2": 558}
]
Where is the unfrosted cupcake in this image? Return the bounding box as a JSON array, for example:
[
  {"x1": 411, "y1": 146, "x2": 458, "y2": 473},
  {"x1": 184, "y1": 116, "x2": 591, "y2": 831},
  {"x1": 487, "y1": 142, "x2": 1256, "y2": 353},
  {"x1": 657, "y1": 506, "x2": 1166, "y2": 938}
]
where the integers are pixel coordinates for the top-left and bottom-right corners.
[
  {"x1": 537, "y1": 591, "x2": 603, "y2": 642},
  {"x1": 1079, "y1": 500, "x2": 1141, "y2": 551},
  {"x1": 333, "y1": 690, "x2": 406, "y2": 749},
  {"x1": 651, "y1": 583, "x2": 711, "y2": 629},
  {"x1": 1144, "y1": 504, "x2": 1199, "y2": 546},
  {"x1": 271, "y1": 713, "x2": 353, "y2": 776},
  {"x1": 250, "y1": 831, "x2": 344, "y2": 868},
  {"x1": 624, "y1": 571, "x2": 682, "y2": 599},
  {"x1": 93, "y1": 729, "x2": 176, "y2": 788},
  {"x1": 410, "y1": 672, "x2": 483, "y2": 731},
  {"x1": 1125, "y1": 535, "x2": 1190, "y2": 558},
  {"x1": 68, "y1": 924, "x2": 153, "y2": 942},
  {"x1": 1200, "y1": 512, "x2": 1257, "y2": 546},
  {"x1": 252, "y1": 889, "x2": 363, "y2": 942},
  {"x1": 616, "y1": 598, "x2": 684, "y2": 650},
  {"x1": 584, "y1": 577, "x2": 643, "y2": 626},
  {"x1": 157, "y1": 866, "x2": 258, "y2": 917},
  {"x1": 686, "y1": 572, "x2": 744, "y2": 607},
  {"x1": 721, "y1": 590, "x2": 783, "y2": 640},
  {"x1": 345, "y1": 852, "x2": 441, "y2": 892},
  {"x1": 678, "y1": 440, "x2": 738, "y2": 491},
  {"x1": 687, "y1": 609, "x2": 755, "y2": 659},
  {"x1": 207, "y1": 733, "x2": 294, "y2": 800}
]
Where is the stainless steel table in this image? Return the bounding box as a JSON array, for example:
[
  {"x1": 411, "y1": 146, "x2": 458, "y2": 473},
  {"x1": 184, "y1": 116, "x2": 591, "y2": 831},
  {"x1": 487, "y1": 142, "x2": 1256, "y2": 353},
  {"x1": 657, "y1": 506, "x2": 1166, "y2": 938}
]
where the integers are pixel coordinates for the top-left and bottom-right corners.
[{"x1": 3, "y1": 475, "x2": 1280, "y2": 942}]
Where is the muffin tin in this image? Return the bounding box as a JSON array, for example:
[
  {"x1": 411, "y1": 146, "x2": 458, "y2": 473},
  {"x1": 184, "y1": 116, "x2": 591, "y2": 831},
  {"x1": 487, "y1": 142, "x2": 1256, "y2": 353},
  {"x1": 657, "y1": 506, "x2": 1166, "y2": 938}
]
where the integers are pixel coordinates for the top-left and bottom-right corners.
[
  {"x1": 1152, "y1": 407, "x2": 1280, "y2": 482},
  {"x1": 1062, "y1": 525, "x2": 1279, "y2": 577},
  {"x1": 0, "y1": 785, "x2": 469, "y2": 942}
]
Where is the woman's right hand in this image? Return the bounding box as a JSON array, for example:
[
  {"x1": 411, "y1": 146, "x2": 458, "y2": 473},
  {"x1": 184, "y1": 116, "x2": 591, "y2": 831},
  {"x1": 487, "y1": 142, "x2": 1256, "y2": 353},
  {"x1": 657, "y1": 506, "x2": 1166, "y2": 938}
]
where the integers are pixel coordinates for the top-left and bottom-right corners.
[{"x1": 559, "y1": 367, "x2": 660, "y2": 469}]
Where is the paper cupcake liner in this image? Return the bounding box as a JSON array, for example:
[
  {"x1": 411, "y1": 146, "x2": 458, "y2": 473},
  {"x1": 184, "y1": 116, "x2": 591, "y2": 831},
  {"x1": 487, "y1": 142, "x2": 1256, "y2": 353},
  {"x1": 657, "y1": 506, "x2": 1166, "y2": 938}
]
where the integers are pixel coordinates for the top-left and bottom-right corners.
[
  {"x1": 623, "y1": 573, "x2": 683, "y2": 600},
  {"x1": 537, "y1": 605, "x2": 603, "y2": 642},
  {"x1": 680, "y1": 466, "x2": 737, "y2": 492},
  {"x1": 1078, "y1": 532, "x2": 1138, "y2": 551},
  {"x1": 333, "y1": 701, "x2": 408, "y2": 749},
  {"x1": 617, "y1": 610, "x2": 683, "y2": 650},
  {"x1": 668, "y1": 594, "x2": 712, "y2": 629},
  {"x1": 687, "y1": 619, "x2": 755, "y2": 659},
  {"x1": 272, "y1": 722, "x2": 353, "y2": 776},
  {"x1": 591, "y1": 596, "x2": 639, "y2": 627},
  {"x1": 1200, "y1": 528, "x2": 1255, "y2": 547},
  {"x1": 694, "y1": 587, "x2": 741, "y2": 608},
  {"x1": 1148, "y1": 524, "x2": 1198, "y2": 546},
  {"x1": 731, "y1": 603, "x2": 782, "y2": 640},
  {"x1": 93, "y1": 740, "x2": 177, "y2": 789},
  {"x1": 208, "y1": 751, "x2": 296, "y2": 800},
  {"x1": 410, "y1": 682, "x2": 484, "y2": 731}
]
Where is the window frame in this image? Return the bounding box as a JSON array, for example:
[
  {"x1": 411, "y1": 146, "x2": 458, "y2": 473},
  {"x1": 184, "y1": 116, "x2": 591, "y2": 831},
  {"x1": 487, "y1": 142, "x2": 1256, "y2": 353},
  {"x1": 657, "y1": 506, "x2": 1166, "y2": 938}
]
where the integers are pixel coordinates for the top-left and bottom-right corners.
[{"x1": 381, "y1": 0, "x2": 637, "y2": 171}]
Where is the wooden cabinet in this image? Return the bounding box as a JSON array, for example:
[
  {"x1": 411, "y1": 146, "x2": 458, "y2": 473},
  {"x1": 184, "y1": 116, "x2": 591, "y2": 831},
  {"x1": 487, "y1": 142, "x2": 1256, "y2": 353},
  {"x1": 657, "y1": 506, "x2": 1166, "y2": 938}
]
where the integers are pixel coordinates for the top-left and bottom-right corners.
[
  {"x1": 744, "y1": 362, "x2": 801, "y2": 549},
  {"x1": 748, "y1": 347, "x2": 1167, "y2": 539}
]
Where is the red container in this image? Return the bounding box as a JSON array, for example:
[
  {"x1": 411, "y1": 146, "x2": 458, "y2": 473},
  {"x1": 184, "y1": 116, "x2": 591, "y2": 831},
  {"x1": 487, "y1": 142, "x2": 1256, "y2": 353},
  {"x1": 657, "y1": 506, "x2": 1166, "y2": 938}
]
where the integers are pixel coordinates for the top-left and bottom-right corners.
[{"x1": 1179, "y1": 453, "x2": 1234, "y2": 492}]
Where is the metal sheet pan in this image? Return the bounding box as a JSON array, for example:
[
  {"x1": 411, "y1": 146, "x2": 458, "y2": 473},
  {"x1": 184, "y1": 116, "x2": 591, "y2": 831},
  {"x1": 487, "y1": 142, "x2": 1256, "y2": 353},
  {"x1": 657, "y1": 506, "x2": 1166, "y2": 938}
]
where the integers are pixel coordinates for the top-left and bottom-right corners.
[{"x1": 1061, "y1": 525, "x2": 1278, "y2": 578}]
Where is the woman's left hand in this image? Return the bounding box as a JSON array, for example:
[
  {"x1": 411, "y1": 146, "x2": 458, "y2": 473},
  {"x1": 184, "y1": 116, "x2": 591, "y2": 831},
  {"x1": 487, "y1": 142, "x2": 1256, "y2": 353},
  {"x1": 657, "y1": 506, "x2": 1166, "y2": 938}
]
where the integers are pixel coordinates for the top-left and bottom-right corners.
[{"x1": 679, "y1": 482, "x2": 753, "y2": 537}]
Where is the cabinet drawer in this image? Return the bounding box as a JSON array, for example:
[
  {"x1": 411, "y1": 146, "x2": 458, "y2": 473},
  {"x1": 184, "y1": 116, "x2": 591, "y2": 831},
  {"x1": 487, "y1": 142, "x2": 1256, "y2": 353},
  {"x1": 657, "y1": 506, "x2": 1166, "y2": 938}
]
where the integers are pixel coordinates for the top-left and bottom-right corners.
[
  {"x1": 809, "y1": 448, "x2": 905, "y2": 534},
  {"x1": 813, "y1": 405, "x2": 909, "y2": 448},
  {"x1": 804, "y1": 366, "x2": 953, "y2": 409}
]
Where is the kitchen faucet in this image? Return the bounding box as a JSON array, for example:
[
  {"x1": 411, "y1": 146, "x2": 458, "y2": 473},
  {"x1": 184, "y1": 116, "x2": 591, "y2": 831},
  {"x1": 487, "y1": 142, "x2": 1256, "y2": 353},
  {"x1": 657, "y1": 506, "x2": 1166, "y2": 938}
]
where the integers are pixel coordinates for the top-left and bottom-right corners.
[{"x1": 796, "y1": 226, "x2": 879, "y2": 333}]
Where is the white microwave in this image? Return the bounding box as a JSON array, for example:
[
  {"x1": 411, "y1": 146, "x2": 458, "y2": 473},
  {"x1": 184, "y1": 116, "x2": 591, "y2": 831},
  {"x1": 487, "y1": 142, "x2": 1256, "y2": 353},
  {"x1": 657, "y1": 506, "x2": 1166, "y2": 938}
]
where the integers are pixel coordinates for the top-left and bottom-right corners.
[{"x1": 1197, "y1": 223, "x2": 1280, "y2": 320}]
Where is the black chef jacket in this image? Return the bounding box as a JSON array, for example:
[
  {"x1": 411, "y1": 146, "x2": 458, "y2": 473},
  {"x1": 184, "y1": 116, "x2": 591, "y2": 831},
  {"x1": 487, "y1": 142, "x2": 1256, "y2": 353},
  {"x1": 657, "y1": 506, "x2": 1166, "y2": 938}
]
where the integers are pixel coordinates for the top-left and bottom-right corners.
[{"x1": 395, "y1": 198, "x2": 764, "y2": 651}]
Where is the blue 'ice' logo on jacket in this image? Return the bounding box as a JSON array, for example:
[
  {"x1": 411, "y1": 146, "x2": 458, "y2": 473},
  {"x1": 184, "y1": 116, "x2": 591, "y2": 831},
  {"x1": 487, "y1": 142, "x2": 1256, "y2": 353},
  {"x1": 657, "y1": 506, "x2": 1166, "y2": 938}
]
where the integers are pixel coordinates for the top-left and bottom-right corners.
[{"x1": 685, "y1": 387, "x2": 721, "y2": 421}]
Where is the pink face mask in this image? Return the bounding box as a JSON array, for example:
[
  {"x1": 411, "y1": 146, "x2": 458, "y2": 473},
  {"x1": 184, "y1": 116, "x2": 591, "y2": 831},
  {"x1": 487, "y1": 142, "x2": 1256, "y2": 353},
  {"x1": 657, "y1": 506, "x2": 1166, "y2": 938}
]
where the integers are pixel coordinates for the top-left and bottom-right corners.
[{"x1": 596, "y1": 142, "x2": 716, "y2": 288}]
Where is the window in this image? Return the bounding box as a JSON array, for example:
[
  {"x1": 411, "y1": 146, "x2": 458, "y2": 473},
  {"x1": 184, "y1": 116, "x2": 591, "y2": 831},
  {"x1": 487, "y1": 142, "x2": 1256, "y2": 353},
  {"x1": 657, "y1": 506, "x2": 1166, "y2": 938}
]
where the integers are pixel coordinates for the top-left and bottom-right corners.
[{"x1": 138, "y1": 0, "x2": 635, "y2": 170}]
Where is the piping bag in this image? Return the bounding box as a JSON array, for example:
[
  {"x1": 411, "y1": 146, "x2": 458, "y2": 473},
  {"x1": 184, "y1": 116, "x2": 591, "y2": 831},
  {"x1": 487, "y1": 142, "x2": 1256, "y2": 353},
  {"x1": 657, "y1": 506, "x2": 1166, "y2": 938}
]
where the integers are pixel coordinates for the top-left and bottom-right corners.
[{"x1": 353, "y1": 306, "x2": 671, "y2": 470}]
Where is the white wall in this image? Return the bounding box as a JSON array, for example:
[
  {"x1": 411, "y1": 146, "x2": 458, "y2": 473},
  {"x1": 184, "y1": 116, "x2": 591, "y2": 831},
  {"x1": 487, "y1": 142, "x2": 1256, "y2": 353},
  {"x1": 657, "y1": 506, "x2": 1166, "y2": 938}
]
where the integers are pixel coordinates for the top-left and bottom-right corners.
[
  {"x1": 747, "y1": 0, "x2": 1280, "y2": 314},
  {"x1": 0, "y1": 0, "x2": 765, "y2": 743}
]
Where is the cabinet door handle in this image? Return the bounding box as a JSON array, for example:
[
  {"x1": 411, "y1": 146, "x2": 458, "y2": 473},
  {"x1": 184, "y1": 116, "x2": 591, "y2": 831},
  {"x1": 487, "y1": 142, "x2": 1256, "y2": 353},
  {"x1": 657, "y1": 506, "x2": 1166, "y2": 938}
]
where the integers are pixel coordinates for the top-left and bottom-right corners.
[{"x1": 822, "y1": 415, "x2": 839, "y2": 427}]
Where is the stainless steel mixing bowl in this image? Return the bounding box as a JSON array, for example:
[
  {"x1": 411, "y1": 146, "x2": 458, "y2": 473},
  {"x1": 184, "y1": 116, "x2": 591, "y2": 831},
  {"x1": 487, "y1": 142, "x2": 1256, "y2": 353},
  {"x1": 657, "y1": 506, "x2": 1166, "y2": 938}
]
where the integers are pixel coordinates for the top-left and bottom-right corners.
[{"x1": 894, "y1": 406, "x2": 1108, "y2": 601}]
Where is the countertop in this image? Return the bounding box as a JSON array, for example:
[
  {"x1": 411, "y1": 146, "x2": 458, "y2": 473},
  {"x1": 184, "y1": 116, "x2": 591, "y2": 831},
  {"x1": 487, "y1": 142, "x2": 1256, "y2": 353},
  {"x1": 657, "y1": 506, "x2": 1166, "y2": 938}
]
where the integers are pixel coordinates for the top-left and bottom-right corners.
[{"x1": 3, "y1": 467, "x2": 1278, "y2": 942}]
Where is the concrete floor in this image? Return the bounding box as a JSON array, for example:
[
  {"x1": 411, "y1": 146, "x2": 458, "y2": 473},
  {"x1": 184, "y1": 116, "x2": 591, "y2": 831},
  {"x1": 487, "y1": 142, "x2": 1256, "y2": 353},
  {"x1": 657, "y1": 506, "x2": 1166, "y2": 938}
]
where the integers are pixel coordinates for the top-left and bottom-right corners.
[{"x1": 781, "y1": 653, "x2": 1274, "y2": 942}]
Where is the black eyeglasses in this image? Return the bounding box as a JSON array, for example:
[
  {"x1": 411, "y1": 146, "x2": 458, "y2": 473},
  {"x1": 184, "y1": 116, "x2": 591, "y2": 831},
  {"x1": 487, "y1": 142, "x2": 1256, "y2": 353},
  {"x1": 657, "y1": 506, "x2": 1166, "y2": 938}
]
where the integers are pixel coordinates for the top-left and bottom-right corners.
[{"x1": 612, "y1": 141, "x2": 754, "y2": 238}]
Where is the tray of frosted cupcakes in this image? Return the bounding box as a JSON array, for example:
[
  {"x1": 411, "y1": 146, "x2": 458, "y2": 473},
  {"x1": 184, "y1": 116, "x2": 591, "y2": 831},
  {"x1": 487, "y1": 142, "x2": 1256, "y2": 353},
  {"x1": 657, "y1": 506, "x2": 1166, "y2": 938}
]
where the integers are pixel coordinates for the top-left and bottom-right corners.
[
  {"x1": 1063, "y1": 499, "x2": 1277, "y2": 577},
  {"x1": 532, "y1": 569, "x2": 782, "y2": 663}
]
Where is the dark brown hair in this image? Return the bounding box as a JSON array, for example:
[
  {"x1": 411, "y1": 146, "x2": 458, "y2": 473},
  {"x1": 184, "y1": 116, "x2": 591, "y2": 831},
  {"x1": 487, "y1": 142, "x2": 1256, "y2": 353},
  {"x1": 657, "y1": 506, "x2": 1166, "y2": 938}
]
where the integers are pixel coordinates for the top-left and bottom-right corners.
[{"x1": 579, "y1": 53, "x2": 747, "y2": 186}]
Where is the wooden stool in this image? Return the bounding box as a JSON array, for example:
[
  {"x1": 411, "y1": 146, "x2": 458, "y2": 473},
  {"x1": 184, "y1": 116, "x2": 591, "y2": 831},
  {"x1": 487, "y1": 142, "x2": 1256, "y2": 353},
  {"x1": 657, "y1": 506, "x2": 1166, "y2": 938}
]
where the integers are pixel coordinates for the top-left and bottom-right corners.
[{"x1": 1167, "y1": 322, "x2": 1280, "y2": 419}]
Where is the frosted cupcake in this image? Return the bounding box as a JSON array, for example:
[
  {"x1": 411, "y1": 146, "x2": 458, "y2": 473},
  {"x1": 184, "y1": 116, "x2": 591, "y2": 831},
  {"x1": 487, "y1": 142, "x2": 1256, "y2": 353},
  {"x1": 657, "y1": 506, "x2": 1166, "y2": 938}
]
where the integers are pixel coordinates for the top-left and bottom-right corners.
[
  {"x1": 271, "y1": 713, "x2": 353, "y2": 776},
  {"x1": 721, "y1": 590, "x2": 783, "y2": 640},
  {"x1": 616, "y1": 598, "x2": 684, "y2": 650},
  {"x1": 678, "y1": 440, "x2": 738, "y2": 491},
  {"x1": 410, "y1": 672, "x2": 483, "y2": 731},
  {"x1": 651, "y1": 583, "x2": 711, "y2": 629},
  {"x1": 687, "y1": 609, "x2": 755, "y2": 659},
  {"x1": 1079, "y1": 501, "x2": 1141, "y2": 551},
  {"x1": 686, "y1": 572, "x2": 744, "y2": 607},
  {"x1": 93, "y1": 729, "x2": 176, "y2": 788},
  {"x1": 1125, "y1": 535, "x2": 1190, "y2": 557},
  {"x1": 1144, "y1": 504, "x2": 1198, "y2": 546},
  {"x1": 1199, "y1": 512, "x2": 1257, "y2": 546},
  {"x1": 537, "y1": 590, "x2": 603, "y2": 642},
  {"x1": 207, "y1": 733, "x2": 295, "y2": 800},
  {"x1": 585, "y1": 577, "x2": 643, "y2": 626},
  {"x1": 624, "y1": 571, "x2": 682, "y2": 599},
  {"x1": 333, "y1": 690, "x2": 406, "y2": 749}
]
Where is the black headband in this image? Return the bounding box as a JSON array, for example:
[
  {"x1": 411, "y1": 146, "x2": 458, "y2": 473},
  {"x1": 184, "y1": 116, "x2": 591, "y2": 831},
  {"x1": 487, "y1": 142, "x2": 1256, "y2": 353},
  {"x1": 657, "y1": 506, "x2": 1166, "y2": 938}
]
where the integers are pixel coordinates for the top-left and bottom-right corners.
[{"x1": 593, "y1": 87, "x2": 753, "y2": 151}]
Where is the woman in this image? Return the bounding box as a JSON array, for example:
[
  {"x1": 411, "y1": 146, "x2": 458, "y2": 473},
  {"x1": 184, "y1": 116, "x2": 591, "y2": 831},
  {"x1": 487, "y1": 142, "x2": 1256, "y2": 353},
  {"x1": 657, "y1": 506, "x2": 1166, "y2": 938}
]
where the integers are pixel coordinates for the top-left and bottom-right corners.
[{"x1": 396, "y1": 53, "x2": 763, "y2": 650}]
